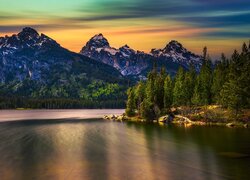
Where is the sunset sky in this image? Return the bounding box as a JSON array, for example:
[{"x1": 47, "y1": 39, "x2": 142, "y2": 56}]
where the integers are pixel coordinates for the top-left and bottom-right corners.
[{"x1": 0, "y1": 0, "x2": 250, "y2": 59}]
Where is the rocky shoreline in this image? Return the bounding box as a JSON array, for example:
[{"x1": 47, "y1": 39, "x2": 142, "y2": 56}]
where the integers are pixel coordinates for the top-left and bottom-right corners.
[{"x1": 103, "y1": 114, "x2": 249, "y2": 128}]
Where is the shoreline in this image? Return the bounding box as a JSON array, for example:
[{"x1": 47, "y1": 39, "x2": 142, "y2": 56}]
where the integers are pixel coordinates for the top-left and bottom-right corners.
[
  {"x1": 0, "y1": 109, "x2": 125, "y2": 122},
  {"x1": 103, "y1": 114, "x2": 250, "y2": 128}
]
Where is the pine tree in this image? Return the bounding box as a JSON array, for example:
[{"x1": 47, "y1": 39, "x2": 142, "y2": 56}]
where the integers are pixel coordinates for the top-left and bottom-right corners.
[
  {"x1": 203, "y1": 46, "x2": 207, "y2": 61},
  {"x1": 135, "y1": 81, "x2": 146, "y2": 117},
  {"x1": 140, "y1": 70, "x2": 157, "y2": 120},
  {"x1": 145, "y1": 71, "x2": 156, "y2": 104},
  {"x1": 211, "y1": 54, "x2": 228, "y2": 103},
  {"x1": 220, "y1": 74, "x2": 243, "y2": 116},
  {"x1": 242, "y1": 42, "x2": 248, "y2": 55},
  {"x1": 173, "y1": 67, "x2": 186, "y2": 106},
  {"x1": 192, "y1": 48, "x2": 213, "y2": 105},
  {"x1": 164, "y1": 75, "x2": 173, "y2": 109},
  {"x1": 140, "y1": 98, "x2": 155, "y2": 121},
  {"x1": 154, "y1": 67, "x2": 166, "y2": 110},
  {"x1": 192, "y1": 75, "x2": 202, "y2": 106},
  {"x1": 125, "y1": 87, "x2": 136, "y2": 117},
  {"x1": 184, "y1": 64, "x2": 196, "y2": 105}
]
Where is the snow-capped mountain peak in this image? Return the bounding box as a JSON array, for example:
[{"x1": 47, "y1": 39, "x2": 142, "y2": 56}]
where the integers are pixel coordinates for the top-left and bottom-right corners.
[
  {"x1": 150, "y1": 40, "x2": 203, "y2": 70},
  {"x1": 92, "y1": 33, "x2": 105, "y2": 40},
  {"x1": 87, "y1": 33, "x2": 110, "y2": 49},
  {"x1": 80, "y1": 35, "x2": 150, "y2": 76},
  {"x1": 119, "y1": 44, "x2": 136, "y2": 57},
  {"x1": 0, "y1": 27, "x2": 60, "y2": 50},
  {"x1": 80, "y1": 35, "x2": 203, "y2": 77},
  {"x1": 163, "y1": 40, "x2": 189, "y2": 55}
]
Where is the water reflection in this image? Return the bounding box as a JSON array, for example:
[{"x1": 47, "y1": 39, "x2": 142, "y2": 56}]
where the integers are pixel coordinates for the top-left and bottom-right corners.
[{"x1": 0, "y1": 119, "x2": 249, "y2": 179}]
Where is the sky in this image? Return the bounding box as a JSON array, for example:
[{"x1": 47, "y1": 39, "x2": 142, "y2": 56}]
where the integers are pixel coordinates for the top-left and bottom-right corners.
[{"x1": 0, "y1": 0, "x2": 250, "y2": 59}]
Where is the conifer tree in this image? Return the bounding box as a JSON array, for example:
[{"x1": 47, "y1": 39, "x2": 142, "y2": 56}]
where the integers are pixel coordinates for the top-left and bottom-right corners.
[
  {"x1": 220, "y1": 73, "x2": 243, "y2": 116},
  {"x1": 146, "y1": 71, "x2": 156, "y2": 104},
  {"x1": 140, "y1": 98, "x2": 155, "y2": 121},
  {"x1": 141, "y1": 70, "x2": 157, "y2": 119},
  {"x1": 193, "y1": 48, "x2": 213, "y2": 105},
  {"x1": 203, "y1": 46, "x2": 207, "y2": 61},
  {"x1": 125, "y1": 87, "x2": 136, "y2": 117},
  {"x1": 173, "y1": 67, "x2": 186, "y2": 106},
  {"x1": 242, "y1": 42, "x2": 248, "y2": 55},
  {"x1": 135, "y1": 81, "x2": 146, "y2": 116},
  {"x1": 184, "y1": 64, "x2": 196, "y2": 105},
  {"x1": 192, "y1": 75, "x2": 202, "y2": 106},
  {"x1": 154, "y1": 67, "x2": 166, "y2": 110},
  {"x1": 164, "y1": 75, "x2": 173, "y2": 109},
  {"x1": 211, "y1": 54, "x2": 228, "y2": 103}
]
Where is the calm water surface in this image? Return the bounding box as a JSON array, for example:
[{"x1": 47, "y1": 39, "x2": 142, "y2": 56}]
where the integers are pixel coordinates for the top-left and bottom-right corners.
[{"x1": 0, "y1": 110, "x2": 249, "y2": 180}]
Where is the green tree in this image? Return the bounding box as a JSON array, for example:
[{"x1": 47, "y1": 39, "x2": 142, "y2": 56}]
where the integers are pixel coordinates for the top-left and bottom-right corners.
[
  {"x1": 164, "y1": 75, "x2": 173, "y2": 109},
  {"x1": 140, "y1": 99, "x2": 155, "y2": 121},
  {"x1": 173, "y1": 67, "x2": 186, "y2": 106},
  {"x1": 125, "y1": 87, "x2": 136, "y2": 117},
  {"x1": 192, "y1": 76, "x2": 202, "y2": 105},
  {"x1": 145, "y1": 71, "x2": 156, "y2": 104},
  {"x1": 192, "y1": 48, "x2": 213, "y2": 105},
  {"x1": 154, "y1": 67, "x2": 166, "y2": 110},
  {"x1": 184, "y1": 64, "x2": 196, "y2": 105},
  {"x1": 220, "y1": 75, "x2": 243, "y2": 116},
  {"x1": 135, "y1": 81, "x2": 146, "y2": 117},
  {"x1": 211, "y1": 54, "x2": 228, "y2": 103}
]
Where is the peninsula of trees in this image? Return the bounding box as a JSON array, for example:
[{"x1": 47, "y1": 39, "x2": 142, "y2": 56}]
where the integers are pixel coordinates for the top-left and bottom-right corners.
[{"x1": 126, "y1": 42, "x2": 250, "y2": 122}]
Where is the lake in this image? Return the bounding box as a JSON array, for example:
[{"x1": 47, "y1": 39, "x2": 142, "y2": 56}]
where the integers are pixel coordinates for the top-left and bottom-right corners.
[{"x1": 0, "y1": 110, "x2": 249, "y2": 179}]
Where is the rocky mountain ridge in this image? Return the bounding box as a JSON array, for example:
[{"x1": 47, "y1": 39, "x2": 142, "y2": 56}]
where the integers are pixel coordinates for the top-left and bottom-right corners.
[
  {"x1": 0, "y1": 27, "x2": 126, "y2": 100},
  {"x1": 80, "y1": 34, "x2": 203, "y2": 77}
]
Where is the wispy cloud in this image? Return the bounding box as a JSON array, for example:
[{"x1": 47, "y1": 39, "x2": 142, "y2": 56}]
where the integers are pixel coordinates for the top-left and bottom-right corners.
[
  {"x1": 201, "y1": 30, "x2": 250, "y2": 38},
  {"x1": 0, "y1": 24, "x2": 92, "y2": 33}
]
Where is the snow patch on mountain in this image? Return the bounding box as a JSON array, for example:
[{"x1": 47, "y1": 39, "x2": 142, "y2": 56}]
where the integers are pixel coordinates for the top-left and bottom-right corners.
[
  {"x1": 80, "y1": 35, "x2": 203, "y2": 77},
  {"x1": 80, "y1": 34, "x2": 150, "y2": 76},
  {"x1": 151, "y1": 40, "x2": 203, "y2": 70}
]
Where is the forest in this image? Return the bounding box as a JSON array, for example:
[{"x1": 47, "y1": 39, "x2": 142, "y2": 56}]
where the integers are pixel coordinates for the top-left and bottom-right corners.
[{"x1": 126, "y1": 42, "x2": 250, "y2": 121}]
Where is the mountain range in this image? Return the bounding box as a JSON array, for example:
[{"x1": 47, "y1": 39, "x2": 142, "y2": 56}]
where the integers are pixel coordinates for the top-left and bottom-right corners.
[
  {"x1": 0, "y1": 27, "x2": 203, "y2": 102},
  {"x1": 80, "y1": 33, "x2": 203, "y2": 77},
  {"x1": 0, "y1": 27, "x2": 127, "y2": 105}
]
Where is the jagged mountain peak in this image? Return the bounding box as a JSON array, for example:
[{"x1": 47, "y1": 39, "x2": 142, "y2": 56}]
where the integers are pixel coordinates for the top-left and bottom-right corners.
[
  {"x1": 20, "y1": 27, "x2": 39, "y2": 35},
  {"x1": 119, "y1": 44, "x2": 136, "y2": 57},
  {"x1": 92, "y1": 33, "x2": 104, "y2": 40},
  {"x1": 120, "y1": 44, "x2": 130, "y2": 49},
  {"x1": 17, "y1": 27, "x2": 39, "y2": 39},
  {"x1": 164, "y1": 40, "x2": 184, "y2": 52},
  {"x1": 119, "y1": 44, "x2": 132, "y2": 52},
  {"x1": 87, "y1": 33, "x2": 110, "y2": 48},
  {"x1": 0, "y1": 27, "x2": 60, "y2": 52},
  {"x1": 168, "y1": 40, "x2": 182, "y2": 45}
]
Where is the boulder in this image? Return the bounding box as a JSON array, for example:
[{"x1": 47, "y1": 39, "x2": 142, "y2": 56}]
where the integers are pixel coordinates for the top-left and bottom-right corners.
[{"x1": 226, "y1": 123, "x2": 235, "y2": 127}]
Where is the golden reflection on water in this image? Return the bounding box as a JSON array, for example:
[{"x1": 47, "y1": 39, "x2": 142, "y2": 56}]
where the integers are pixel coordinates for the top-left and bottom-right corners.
[{"x1": 0, "y1": 118, "x2": 250, "y2": 180}]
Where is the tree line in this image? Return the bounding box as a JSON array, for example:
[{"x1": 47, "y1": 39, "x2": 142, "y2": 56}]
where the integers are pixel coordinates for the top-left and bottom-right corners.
[
  {"x1": 126, "y1": 42, "x2": 250, "y2": 120},
  {"x1": 0, "y1": 97, "x2": 125, "y2": 109}
]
